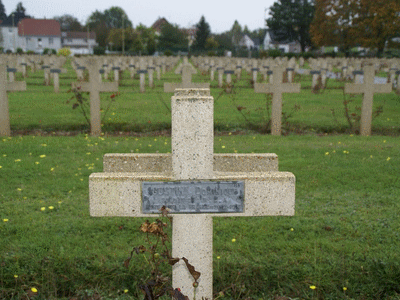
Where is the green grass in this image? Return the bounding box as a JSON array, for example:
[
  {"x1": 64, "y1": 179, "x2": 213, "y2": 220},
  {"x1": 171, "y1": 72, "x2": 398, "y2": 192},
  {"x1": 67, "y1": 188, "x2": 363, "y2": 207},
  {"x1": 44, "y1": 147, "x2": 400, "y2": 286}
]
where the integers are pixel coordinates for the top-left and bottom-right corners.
[
  {"x1": 8, "y1": 59, "x2": 400, "y2": 135},
  {"x1": 1, "y1": 134, "x2": 399, "y2": 299}
]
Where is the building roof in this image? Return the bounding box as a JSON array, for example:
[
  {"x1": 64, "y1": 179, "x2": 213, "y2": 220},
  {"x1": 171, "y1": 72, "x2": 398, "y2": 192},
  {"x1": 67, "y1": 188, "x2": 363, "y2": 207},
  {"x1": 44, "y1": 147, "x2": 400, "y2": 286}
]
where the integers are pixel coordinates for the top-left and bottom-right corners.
[
  {"x1": 61, "y1": 31, "x2": 96, "y2": 39},
  {"x1": 151, "y1": 17, "x2": 169, "y2": 33},
  {"x1": 18, "y1": 19, "x2": 61, "y2": 36}
]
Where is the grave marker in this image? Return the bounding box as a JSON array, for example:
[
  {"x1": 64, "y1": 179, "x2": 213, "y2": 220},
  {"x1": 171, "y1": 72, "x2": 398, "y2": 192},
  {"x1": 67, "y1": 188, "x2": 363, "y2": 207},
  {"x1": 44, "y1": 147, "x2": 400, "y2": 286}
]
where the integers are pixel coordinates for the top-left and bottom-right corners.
[
  {"x1": 255, "y1": 66, "x2": 301, "y2": 135},
  {"x1": 89, "y1": 88, "x2": 295, "y2": 299},
  {"x1": 0, "y1": 63, "x2": 27, "y2": 136},
  {"x1": 164, "y1": 65, "x2": 209, "y2": 92},
  {"x1": 72, "y1": 58, "x2": 118, "y2": 136},
  {"x1": 345, "y1": 66, "x2": 392, "y2": 136}
]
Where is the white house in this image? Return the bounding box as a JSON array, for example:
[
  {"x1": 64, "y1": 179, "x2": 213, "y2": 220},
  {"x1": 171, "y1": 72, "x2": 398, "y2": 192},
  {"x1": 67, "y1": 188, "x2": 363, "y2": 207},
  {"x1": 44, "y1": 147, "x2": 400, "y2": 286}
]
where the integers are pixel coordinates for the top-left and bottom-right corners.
[
  {"x1": 18, "y1": 18, "x2": 62, "y2": 53},
  {"x1": 61, "y1": 31, "x2": 97, "y2": 55},
  {"x1": 263, "y1": 30, "x2": 301, "y2": 53},
  {"x1": 239, "y1": 34, "x2": 256, "y2": 50}
]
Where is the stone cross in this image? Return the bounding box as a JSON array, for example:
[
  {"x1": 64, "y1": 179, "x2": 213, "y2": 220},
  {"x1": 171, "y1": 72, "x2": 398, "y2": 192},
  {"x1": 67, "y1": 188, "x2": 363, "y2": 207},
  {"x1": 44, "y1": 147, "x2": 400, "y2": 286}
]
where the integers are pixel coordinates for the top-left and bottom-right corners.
[
  {"x1": 89, "y1": 88, "x2": 295, "y2": 300},
  {"x1": 164, "y1": 65, "x2": 209, "y2": 92},
  {"x1": 0, "y1": 63, "x2": 27, "y2": 136},
  {"x1": 72, "y1": 58, "x2": 118, "y2": 136},
  {"x1": 254, "y1": 66, "x2": 301, "y2": 135},
  {"x1": 345, "y1": 65, "x2": 392, "y2": 136}
]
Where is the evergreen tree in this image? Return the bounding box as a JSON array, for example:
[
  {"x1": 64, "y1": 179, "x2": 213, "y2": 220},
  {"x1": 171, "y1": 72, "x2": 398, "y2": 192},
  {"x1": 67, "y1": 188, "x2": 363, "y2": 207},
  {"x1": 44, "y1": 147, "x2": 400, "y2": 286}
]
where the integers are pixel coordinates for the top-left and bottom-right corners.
[
  {"x1": 193, "y1": 16, "x2": 211, "y2": 51},
  {"x1": 266, "y1": 0, "x2": 315, "y2": 52},
  {"x1": 0, "y1": 0, "x2": 7, "y2": 21}
]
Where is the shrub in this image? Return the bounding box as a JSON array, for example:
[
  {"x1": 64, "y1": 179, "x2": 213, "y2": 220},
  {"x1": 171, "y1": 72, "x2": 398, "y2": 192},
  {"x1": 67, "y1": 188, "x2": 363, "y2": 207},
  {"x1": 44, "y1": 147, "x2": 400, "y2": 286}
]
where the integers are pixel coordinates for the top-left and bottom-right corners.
[
  {"x1": 58, "y1": 47, "x2": 72, "y2": 57},
  {"x1": 267, "y1": 49, "x2": 282, "y2": 58},
  {"x1": 43, "y1": 48, "x2": 56, "y2": 55},
  {"x1": 164, "y1": 49, "x2": 173, "y2": 56},
  {"x1": 93, "y1": 46, "x2": 105, "y2": 55},
  {"x1": 16, "y1": 48, "x2": 24, "y2": 54}
]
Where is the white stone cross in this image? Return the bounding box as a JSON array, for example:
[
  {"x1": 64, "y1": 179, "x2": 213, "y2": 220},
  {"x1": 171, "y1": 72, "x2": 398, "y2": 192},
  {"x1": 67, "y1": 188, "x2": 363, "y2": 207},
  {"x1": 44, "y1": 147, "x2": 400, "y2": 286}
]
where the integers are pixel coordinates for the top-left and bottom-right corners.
[
  {"x1": 72, "y1": 58, "x2": 118, "y2": 136},
  {"x1": 164, "y1": 65, "x2": 210, "y2": 93},
  {"x1": 89, "y1": 89, "x2": 295, "y2": 299},
  {"x1": 0, "y1": 62, "x2": 27, "y2": 136},
  {"x1": 254, "y1": 66, "x2": 301, "y2": 135},
  {"x1": 345, "y1": 65, "x2": 392, "y2": 136}
]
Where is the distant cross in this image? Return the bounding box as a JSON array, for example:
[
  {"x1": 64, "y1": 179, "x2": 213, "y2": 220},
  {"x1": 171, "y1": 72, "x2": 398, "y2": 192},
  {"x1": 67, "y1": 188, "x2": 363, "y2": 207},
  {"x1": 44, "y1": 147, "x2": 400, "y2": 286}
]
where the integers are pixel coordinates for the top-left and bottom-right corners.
[
  {"x1": 255, "y1": 66, "x2": 301, "y2": 135},
  {"x1": 0, "y1": 63, "x2": 27, "y2": 136},
  {"x1": 89, "y1": 88, "x2": 295, "y2": 300},
  {"x1": 72, "y1": 58, "x2": 118, "y2": 136},
  {"x1": 164, "y1": 65, "x2": 209, "y2": 92},
  {"x1": 345, "y1": 65, "x2": 392, "y2": 136}
]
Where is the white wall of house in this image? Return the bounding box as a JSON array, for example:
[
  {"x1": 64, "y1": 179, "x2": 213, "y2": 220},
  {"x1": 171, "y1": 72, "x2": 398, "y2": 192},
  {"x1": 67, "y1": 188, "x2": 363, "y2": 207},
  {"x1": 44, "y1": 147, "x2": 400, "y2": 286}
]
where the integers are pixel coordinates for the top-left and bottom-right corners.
[
  {"x1": 263, "y1": 32, "x2": 275, "y2": 50},
  {"x1": 19, "y1": 36, "x2": 61, "y2": 53},
  {"x1": 62, "y1": 38, "x2": 97, "y2": 48},
  {"x1": 0, "y1": 27, "x2": 21, "y2": 52}
]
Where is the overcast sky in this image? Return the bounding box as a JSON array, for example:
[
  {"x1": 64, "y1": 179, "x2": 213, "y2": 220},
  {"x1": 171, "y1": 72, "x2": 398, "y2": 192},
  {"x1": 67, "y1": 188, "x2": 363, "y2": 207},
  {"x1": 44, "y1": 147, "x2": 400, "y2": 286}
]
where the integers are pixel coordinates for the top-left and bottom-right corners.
[{"x1": 4, "y1": 0, "x2": 276, "y2": 33}]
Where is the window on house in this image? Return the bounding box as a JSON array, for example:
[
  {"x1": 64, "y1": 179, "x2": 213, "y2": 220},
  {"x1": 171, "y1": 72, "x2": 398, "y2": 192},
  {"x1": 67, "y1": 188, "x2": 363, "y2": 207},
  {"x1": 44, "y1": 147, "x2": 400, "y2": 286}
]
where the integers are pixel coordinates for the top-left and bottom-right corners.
[
  {"x1": 49, "y1": 37, "x2": 53, "y2": 45},
  {"x1": 38, "y1": 38, "x2": 42, "y2": 47}
]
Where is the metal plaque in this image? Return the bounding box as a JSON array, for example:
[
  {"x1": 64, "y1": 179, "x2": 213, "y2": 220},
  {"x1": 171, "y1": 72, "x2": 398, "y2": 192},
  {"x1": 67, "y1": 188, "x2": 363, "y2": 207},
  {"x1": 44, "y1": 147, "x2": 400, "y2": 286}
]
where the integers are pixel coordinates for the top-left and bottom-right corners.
[{"x1": 142, "y1": 181, "x2": 244, "y2": 214}]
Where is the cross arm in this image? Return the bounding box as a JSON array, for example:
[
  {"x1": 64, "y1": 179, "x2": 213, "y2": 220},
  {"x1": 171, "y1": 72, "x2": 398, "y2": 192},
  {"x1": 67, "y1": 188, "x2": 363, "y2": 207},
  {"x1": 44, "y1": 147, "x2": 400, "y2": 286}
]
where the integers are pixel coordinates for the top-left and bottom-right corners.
[
  {"x1": 89, "y1": 171, "x2": 295, "y2": 218},
  {"x1": 99, "y1": 82, "x2": 118, "y2": 93},
  {"x1": 373, "y1": 83, "x2": 392, "y2": 94},
  {"x1": 7, "y1": 81, "x2": 27, "y2": 92},
  {"x1": 254, "y1": 83, "x2": 273, "y2": 93},
  {"x1": 344, "y1": 83, "x2": 364, "y2": 94}
]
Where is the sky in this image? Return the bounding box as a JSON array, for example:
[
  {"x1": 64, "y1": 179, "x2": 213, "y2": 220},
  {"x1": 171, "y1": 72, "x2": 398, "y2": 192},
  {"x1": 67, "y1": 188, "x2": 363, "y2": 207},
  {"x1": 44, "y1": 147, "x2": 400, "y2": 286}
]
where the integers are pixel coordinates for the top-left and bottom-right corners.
[{"x1": 4, "y1": 0, "x2": 276, "y2": 33}]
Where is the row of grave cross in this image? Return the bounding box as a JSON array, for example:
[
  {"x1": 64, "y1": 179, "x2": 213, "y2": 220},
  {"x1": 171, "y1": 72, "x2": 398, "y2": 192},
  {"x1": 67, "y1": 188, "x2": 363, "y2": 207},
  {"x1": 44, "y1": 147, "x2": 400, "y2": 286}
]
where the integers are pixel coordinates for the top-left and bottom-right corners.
[{"x1": 0, "y1": 60, "x2": 396, "y2": 137}]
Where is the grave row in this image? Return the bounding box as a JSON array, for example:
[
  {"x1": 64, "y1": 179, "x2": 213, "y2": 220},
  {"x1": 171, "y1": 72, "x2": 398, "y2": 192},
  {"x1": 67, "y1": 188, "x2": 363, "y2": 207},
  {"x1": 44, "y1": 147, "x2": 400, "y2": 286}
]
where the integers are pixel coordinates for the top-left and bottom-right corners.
[{"x1": 0, "y1": 56, "x2": 397, "y2": 137}]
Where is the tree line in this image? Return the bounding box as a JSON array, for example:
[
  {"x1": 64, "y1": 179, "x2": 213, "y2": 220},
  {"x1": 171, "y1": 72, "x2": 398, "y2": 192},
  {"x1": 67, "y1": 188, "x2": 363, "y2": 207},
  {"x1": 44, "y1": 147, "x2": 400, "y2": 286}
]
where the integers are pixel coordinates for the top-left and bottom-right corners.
[{"x1": 1, "y1": 0, "x2": 400, "y2": 56}]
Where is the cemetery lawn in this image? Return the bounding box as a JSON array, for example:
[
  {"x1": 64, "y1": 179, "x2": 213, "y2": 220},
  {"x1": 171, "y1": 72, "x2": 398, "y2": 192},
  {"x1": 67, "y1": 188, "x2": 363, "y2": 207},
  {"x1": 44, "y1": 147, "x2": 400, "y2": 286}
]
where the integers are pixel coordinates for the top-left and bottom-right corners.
[
  {"x1": 8, "y1": 62, "x2": 400, "y2": 135},
  {"x1": 1, "y1": 134, "x2": 399, "y2": 299}
]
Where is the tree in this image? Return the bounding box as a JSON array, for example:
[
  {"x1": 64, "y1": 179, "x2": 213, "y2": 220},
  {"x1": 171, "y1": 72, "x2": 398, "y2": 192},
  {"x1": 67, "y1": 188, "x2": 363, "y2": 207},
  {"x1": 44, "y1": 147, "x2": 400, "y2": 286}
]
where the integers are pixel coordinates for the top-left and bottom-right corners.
[
  {"x1": 230, "y1": 20, "x2": 243, "y2": 47},
  {"x1": 54, "y1": 14, "x2": 83, "y2": 31},
  {"x1": 213, "y1": 32, "x2": 234, "y2": 51},
  {"x1": 193, "y1": 16, "x2": 211, "y2": 51},
  {"x1": 86, "y1": 7, "x2": 132, "y2": 48},
  {"x1": 310, "y1": 0, "x2": 359, "y2": 53},
  {"x1": 352, "y1": 0, "x2": 400, "y2": 56},
  {"x1": 158, "y1": 23, "x2": 187, "y2": 51},
  {"x1": 13, "y1": 2, "x2": 26, "y2": 15},
  {"x1": 103, "y1": 6, "x2": 132, "y2": 29},
  {"x1": 107, "y1": 27, "x2": 142, "y2": 52},
  {"x1": 0, "y1": 0, "x2": 7, "y2": 21},
  {"x1": 266, "y1": 0, "x2": 315, "y2": 52}
]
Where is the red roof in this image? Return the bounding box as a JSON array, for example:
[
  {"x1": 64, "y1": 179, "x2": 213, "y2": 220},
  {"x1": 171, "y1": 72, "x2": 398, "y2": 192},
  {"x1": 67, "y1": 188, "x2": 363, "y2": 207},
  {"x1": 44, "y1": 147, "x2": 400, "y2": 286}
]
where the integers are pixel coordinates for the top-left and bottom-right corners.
[{"x1": 18, "y1": 19, "x2": 61, "y2": 36}]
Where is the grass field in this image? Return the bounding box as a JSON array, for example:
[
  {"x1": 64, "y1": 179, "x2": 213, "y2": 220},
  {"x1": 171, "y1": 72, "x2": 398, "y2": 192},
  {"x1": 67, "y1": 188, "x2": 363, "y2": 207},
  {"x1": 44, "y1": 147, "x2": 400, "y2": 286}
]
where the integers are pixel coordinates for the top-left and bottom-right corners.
[
  {"x1": 1, "y1": 59, "x2": 400, "y2": 299},
  {"x1": 8, "y1": 58, "x2": 400, "y2": 135}
]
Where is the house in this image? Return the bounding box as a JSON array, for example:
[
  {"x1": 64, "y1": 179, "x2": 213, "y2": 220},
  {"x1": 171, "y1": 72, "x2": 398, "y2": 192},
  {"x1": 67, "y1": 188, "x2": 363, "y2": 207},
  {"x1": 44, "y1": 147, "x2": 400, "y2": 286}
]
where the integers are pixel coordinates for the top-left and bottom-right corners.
[
  {"x1": 61, "y1": 31, "x2": 97, "y2": 55},
  {"x1": 151, "y1": 17, "x2": 169, "y2": 35},
  {"x1": 239, "y1": 34, "x2": 256, "y2": 50},
  {"x1": 18, "y1": 18, "x2": 62, "y2": 53},
  {"x1": 0, "y1": 12, "x2": 27, "y2": 52},
  {"x1": 263, "y1": 29, "x2": 301, "y2": 53}
]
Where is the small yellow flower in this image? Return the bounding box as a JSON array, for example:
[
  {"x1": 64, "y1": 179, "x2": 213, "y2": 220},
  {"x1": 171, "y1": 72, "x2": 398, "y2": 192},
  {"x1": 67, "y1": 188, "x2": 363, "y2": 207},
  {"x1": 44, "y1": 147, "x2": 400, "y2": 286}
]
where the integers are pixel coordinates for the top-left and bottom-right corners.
[
  {"x1": 290, "y1": 228, "x2": 294, "y2": 231},
  {"x1": 41, "y1": 144, "x2": 47, "y2": 147},
  {"x1": 124, "y1": 289, "x2": 129, "y2": 293},
  {"x1": 15, "y1": 159, "x2": 21, "y2": 162},
  {"x1": 3, "y1": 219, "x2": 8, "y2": 222},
  {"x1": 31, "y1": 287, "x2": 38, "y2": 293},
  {"x1": 387, "y1": 157, "x2": 391, "y2": 161},
  {"x1": 217, "y1": 256, "x2": 221, "y2": 259},
  {"x1": 49, "y1": 206, "x2": 54, "y2": 210},
  {"x1": 112, "y1": 112, "x2": 116, "y2": 116},
  {"x1": 222, "y1": 145, "x2": 225, "y2": 149},
  {"x1": 2, "y1": 154, "x2": 6, "y2": 157},
  {"x1": 35, "y1": 162, "x2": 39, "y2": 165},
  {"x1": 50, "y1": 168, "x2": 54, "y2": 172},
  {"x1": 383, "y1": 140, "x2": 387, "y2": 143},
  {"x1": 234, "y1": 149, "x2": 237, "y2": 153},
  {"x1": 58, "y1": 201, "x2": 63, "y2": 204},
  {"x1": 338, "y1": 141, "x2": 341, "y2": 144},
  {"x1": 229, "y1": 132, "x2": 232, "y2": 135},
  {"x1": 310, "y1": 285, "x2": 316, "y2": 290},
  {"x1": 80, "y1": 178, "x2": 83, "y2": 181},
  {"x1": 231, "y1": 238, "x2": 236, "y2": 243},
  {"x1": 154, "y1": 138, "x2": 157, "y2": 141},
  {"x1": 148, "y1": 144, "x2": 152, "y2": 147},
  {"x1": 325, "y1": 152, "x2": 329, "y2": 155},
  {"x1": 40, "y1": 207, "x2": 46, "y2": 211},
  {"x1": 333, "y1": 150, "x2": 336, "y2": 153},
  {"x1": 370, "y1": 155, "x2": 373, "y2": 158},
  {"x1": 86, "y1": 152, "x2": 91, "y2": 155},
  {"x1": 40, "y1": 155, "x2": 46, "y2": 158},
  {"x1": 253, "y1": 136, "x2": 256, "y2": 139},
  {"x1": 0, "y1": 166, "x2": 2, "y2": 169},
  {"x1": 17, "y1": 188, "x2": 22, "y2": 191},
  {"x1": 14, "y1": 275, "x2": 18, "y2": 278},
  {"x1": 343, "y1": 287, "x2": 347, "y2": 291}
]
